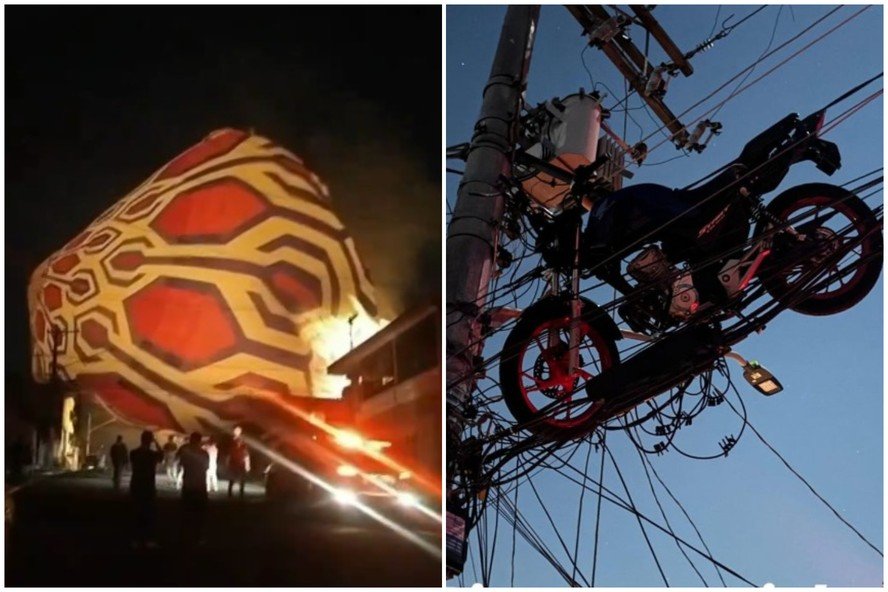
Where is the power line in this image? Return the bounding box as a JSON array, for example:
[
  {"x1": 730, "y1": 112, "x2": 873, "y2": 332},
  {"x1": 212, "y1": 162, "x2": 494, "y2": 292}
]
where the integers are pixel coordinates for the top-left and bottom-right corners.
[
  {"x1": 725, "y1": 398, "x2": 884, "y2": 558},
  {"x1": 612, "y1": 4, "x2": 849, "y2": 174},
  {"x1": 634, "y1": 5, "x2": 863, "y2": 171},
  {"x1": 605, "y1": 444, "x2": 669, "y2": 586},
  {"x1": 709, "y1": 6, "x2": 783, "y2": 120},
  {"x1": 641, "y1": 453, "x2": 728, "y2": 586},
  {"x1": 549, "y1": 451, "x2": 759, "y2": 586},
  {"x1": 590, "y1": 433, "x2": 606, "y2": 585},
  {"x1": 632, "y1": 429, "x2": 709, "y2": 585},
  {"x1": 570, "y1": 440, "x2": 594, "y2": 584},
  {"x1": 526, "y1": 470, "x2": 591, "y2": 586}
]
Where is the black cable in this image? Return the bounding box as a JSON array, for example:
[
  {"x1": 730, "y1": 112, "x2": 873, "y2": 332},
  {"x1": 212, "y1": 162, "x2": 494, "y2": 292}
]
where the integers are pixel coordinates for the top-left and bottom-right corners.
[
  {"x1": 708, "y1": 6, "x2": 722, "y2": 39},
  {"x1": 494, "y1": 486, "x2": 582, "y2": 585},
  {"x1": 822, "y1": 72, "x2": 884, "y2": 111},
  {"x1": 526, "y1": 464, "x2": 590, "y2": 586},
  {"x1": 604, "y1": 444, "x2": 669, "y2": 586},
  {"x1": 642, "y1": 454, "x2": 728, "y2": 586},
  {"x1": 570, "y1": 439, "x2": 594, "y2": 584},
  {"x1": 724, "y1": 6, "x2": 769, "y2": 34},
  {"x1": 841, "y1": 167, "x2": 884, "y2": 189},
  {"x1": 509, "y1": 481, "x2": 519, "y2": 586},
  {"x1": 590, "y1": 433, "x2": 606, "y2": 585},
  {"x1": 633, "y1": 427, "x2": 709, "y2": 586},
  {"x1": 641, "y1": 152, "x2": 691, "y2": 167},
  {"x1": 725, "y1": 398, "x2": 884, "y2": 558},
  {"x1": 710, "y1": 6, "x2": 782, "y2": 120},
  {"x1": 548, "y1": 447, "x2": 758, "y2": 585},
  {"x1": 623, "y1": 5, "x2": 848, "y2": 172}
]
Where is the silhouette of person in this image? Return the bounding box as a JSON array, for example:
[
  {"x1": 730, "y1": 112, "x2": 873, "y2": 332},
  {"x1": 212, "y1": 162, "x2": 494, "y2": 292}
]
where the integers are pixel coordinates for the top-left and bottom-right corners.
[
  {"x1": 7, "y1": 437, "x2": 29, "y2": 484},
  {"x1": 203, "y1": 437, "x2": 219, "y2": 493},
  {"x1": 129, "y1": 430, "x2": 164, "y2": 548},
  {"x1": 177, "y1": 431, "x2": 210, "y2": 542},
  {"x1": 227, "y1": 426, "x2": 250, "y2": 498},
  {"x1": 109, "y1": 435, "x2": 128, "y2": 491}
]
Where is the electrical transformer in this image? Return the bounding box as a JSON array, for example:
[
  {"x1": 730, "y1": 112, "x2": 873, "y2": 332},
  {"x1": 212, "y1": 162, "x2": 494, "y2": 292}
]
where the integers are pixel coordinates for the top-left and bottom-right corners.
[{"x1": 519, "y1": 93, "x2": 603, "y2": 210}]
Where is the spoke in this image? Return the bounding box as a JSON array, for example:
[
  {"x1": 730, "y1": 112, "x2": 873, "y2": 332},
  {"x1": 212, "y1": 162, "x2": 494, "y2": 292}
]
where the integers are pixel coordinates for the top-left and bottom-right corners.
[{"x1": 521, "y1": 371, "x2": 544, "y2": 393}]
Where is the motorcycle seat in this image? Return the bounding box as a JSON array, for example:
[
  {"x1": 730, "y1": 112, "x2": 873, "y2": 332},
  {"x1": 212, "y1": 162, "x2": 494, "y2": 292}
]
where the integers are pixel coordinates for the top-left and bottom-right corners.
[{"x1": 676, "y1": 162, "x2": 748, "y2": 206}]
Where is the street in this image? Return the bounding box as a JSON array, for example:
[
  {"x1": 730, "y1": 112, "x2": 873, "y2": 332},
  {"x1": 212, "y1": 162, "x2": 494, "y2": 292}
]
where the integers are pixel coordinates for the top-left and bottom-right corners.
[{"x1": 5, "y1": 471, "x2": 441, "y2": 586}]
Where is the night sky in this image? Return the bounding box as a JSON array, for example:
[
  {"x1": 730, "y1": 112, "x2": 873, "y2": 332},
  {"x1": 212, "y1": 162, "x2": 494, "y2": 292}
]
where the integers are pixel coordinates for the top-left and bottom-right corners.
[{"x1": 5, "y1": 6, "x2": 442, "y2": 375}]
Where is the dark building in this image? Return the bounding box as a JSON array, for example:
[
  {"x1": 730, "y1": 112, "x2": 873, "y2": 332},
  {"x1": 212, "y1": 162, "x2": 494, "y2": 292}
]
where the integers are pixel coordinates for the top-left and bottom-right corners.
[{"x1": 328, "y1": 303, "x2": 441, "y2": 499}]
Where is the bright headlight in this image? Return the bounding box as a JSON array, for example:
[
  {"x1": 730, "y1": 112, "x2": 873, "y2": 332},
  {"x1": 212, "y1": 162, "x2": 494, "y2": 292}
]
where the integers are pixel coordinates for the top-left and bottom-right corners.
[
  {"x1": 337, "y1": 464, "x2": 359, "y2": 477},
  {"x1": 396, "y1": 491, "x2": 418, "y2": 508},
  {"x1": 332, "y1": 488, "x2": 358, "y2": 506},
  {"x1": 334, "y1": 430, "x2": 364, "y2": 450}
]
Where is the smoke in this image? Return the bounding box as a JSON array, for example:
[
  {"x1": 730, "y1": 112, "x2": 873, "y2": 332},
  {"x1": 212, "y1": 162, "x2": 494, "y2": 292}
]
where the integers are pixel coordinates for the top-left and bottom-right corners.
[{"x1": 293, "y1": 94, "x2": 441, "y2": 318}]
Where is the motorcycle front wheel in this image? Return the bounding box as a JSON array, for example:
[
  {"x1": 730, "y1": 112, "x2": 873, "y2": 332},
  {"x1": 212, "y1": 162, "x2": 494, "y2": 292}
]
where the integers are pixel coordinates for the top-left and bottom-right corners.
[
  {"x1": 756, "y1": 183, "x2": 883, "y2": 316},
  {"x1": 499, "y1": 299, "x2": 620, "y2": 439}
]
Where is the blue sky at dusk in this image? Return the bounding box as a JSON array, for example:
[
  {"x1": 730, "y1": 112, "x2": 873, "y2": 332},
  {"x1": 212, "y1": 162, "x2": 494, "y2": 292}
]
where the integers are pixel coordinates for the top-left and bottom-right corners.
[{"x1": 447, "y1": 5, "x2": 882, "y2": 587}]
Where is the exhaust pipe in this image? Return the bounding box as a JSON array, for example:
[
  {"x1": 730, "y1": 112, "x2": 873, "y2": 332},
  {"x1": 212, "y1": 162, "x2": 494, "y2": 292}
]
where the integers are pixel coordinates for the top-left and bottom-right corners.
[{"x1": 586, "y1": 325, "x2": 725, "y2": 418}]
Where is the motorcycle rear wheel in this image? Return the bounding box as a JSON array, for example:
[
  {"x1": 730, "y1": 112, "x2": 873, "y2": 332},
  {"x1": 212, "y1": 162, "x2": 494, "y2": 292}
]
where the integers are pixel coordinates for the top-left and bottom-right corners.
[
  {"x1": 756, "y1": 183, "x2": 883, "y2": 316},
  {"x1": 499, "y1": 299, "x2": 620, "y2": 439}
]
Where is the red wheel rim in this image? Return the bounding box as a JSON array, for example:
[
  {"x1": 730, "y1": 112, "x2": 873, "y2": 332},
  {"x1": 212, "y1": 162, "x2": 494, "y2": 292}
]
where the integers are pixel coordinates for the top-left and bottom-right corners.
[
  {"x1": 772, "y1": 195, "x2": 875, "y2": 301},
  {"x1": 515, "y1": 315, "x2": 613, "y2": 430}
]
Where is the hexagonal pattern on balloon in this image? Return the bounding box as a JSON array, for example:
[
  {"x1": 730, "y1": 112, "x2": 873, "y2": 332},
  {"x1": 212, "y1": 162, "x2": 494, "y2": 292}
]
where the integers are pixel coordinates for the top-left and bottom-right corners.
[{"x1": 28, "y1": 129, "x2": 381, "y2": 438}]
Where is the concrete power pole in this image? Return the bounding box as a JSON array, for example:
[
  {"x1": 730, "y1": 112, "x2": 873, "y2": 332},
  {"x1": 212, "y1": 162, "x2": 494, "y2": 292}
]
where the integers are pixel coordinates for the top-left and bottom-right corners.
[{"x1": 445, "y1": 5, "x2": 540, "y2": 421}]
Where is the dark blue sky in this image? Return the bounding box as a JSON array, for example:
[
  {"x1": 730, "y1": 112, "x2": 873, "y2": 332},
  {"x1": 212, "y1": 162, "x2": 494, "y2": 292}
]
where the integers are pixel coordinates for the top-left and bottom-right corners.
[{"x1": 448, "y1": 5, "x2": 882, "y2": 586}]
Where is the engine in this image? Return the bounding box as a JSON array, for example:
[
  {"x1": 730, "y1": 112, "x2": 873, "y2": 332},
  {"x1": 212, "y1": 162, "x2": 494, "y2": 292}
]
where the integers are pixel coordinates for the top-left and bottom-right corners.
[
  {"x1": 627, "y1": 246, "x2": 699, "y2": 321},
  {"x1": 627, "y1": 246, "x2": 672, "y2": 285}
]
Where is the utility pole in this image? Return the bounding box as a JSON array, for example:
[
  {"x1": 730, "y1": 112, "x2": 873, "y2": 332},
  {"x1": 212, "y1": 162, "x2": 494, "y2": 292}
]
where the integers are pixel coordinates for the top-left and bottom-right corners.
[
  {"x1": 446, "y1": 5, "x2": 704, "y2": 580},
  {"x1": 446, "y1": 4, "x2": 540, "y2": 422},
  {"x1": 445, "y1": 6, "x2": 539, "y2": 578}
]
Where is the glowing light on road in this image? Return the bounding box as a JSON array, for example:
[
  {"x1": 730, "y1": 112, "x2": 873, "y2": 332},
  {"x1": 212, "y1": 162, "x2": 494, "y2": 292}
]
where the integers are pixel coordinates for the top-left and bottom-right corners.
[
  {"x1": 242, "y1": 435, "x2": 440, "y2": 558},
  {"x1": 337, "y1": 464, "x2": 360, "y2": 477},
  {"x1": 397, "y1": 491, "x2": 418, "y2": 507},
  {"x1": 333, "y1": 488, "x2": 358, "y2": 506},
  {"x1": 227, "y1": 391, "x2": 441, "y2": 497},
  {"x1": 335, "y1": 430, "x2": 364, "y2": 450},
  {"x1": 363, "y1": 472, "x2": 441, "y2": 523}
]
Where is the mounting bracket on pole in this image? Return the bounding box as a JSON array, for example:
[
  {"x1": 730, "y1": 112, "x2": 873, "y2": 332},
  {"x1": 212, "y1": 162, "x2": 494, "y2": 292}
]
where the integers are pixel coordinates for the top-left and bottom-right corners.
[{"x1": 566, "y1": 4, "x2": 692, "y2": 147}]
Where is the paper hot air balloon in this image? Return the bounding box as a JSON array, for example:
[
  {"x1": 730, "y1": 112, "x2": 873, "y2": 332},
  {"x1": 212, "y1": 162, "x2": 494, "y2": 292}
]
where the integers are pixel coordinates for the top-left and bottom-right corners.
[{"x1": 28, "y1": 129, "x2": 384, "y2": 438}]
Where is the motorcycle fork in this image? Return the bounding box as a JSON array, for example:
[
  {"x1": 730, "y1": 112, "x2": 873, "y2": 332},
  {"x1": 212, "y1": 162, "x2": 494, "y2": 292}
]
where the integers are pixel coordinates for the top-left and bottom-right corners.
[
  {"x1": 545, "y1": 225, "x2": 583, "y2": 376},
  {"x1": 568, "y1": 224, "x2": 582, "y2": 375}
]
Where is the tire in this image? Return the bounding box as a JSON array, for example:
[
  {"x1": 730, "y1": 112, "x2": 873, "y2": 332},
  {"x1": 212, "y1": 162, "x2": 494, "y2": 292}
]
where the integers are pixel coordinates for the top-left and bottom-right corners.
[
  {"x1": 755, "y1": 183, "x2": 883, "y2": 316},
  {"x1": 499, "y1": 298, "x2": 620, "y2": 439}
]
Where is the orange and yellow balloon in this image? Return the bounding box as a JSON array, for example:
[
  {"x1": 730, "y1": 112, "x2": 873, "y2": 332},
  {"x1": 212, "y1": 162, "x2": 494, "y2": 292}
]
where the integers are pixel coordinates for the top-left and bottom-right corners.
[{"x1": 28, "y1": 129, "x2": 382, "y2": 437}]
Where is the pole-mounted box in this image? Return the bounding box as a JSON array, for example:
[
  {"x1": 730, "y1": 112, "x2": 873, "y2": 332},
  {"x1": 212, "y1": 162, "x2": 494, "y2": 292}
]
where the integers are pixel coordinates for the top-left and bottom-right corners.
[{"x1": 519, "y1": 93, "x2": 603, "y2": 210}]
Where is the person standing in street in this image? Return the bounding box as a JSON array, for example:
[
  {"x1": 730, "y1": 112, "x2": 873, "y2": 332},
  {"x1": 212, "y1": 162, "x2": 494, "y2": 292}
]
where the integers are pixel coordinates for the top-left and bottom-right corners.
[
  {"x1": 204, "y1": 437, "x2": 220, "y2": 493},
  {"x1": 109, "y1": 435, "x2": 128, "y2": 491},
  {"x1": 162, "y1": 435, "x2": 179, "y2": 485},
  {"x1": 129, "y1": 430, "x2": 164, "y2": 548},
  {"x1": 177, "y1": 432, "x2": 210, "y2": 543},
  {"x1": 227, "y1": 426, "x2": 250, "y2": 498}
]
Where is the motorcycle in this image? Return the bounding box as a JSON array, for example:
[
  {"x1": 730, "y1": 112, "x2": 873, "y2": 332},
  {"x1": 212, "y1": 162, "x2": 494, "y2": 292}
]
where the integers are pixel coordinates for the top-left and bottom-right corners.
[{"x1": 492, "y1": 106, "x2": 883, "y2": 439}]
